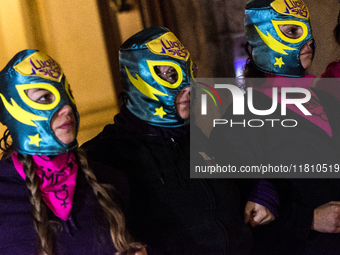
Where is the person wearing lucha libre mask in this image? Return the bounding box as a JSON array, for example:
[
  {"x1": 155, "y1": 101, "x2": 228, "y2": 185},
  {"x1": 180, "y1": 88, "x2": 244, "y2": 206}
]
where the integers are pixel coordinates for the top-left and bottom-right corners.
[
  {"x1": 0, "y1": 49, "x2": 146, "y2": 255},
  {"x1": 83, "y1": 26, "x2": 255, "y2": 254},
  {"x1": 209, "y1": 0, "x2": 340, "y2": 254},
  {"x1": 244, "y1": 0, "x2": 315, "y2": 77}
]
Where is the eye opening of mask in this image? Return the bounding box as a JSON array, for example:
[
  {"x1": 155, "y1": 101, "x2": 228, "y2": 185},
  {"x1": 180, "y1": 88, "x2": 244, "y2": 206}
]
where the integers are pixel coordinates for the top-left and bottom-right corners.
[
  {"x1": 154, "y1": 66, "x2": 179, "y2": 84},
  {"x1": 147, "y1": 60, "x2": 183, "y2": 89},
  {"x1": 272, "y1": 20, "x2": 308, "y2": 43},
  {"x1": 279, "y1": 24, "x2": 303, "y2": 39},
  {"x1": 16, "y1": 83, "x2": 60, "y2": 110},
  {"x1": 25, "y1": 88, "x2": 56, "y2": 104}
]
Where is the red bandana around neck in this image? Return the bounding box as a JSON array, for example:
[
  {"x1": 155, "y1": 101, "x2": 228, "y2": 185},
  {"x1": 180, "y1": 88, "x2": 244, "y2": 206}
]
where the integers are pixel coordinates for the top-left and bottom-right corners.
[{"x1": 12, "y1": 152, "x2": 78, "y2": 221}]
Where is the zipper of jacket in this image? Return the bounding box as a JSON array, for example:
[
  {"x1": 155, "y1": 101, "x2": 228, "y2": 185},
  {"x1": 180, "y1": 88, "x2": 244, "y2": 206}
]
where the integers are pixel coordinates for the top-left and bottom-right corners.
[
  {"x1": 167, "y1": 137, "x2": 189, "y2": 190},
  {"x1": 201, "y1": 178, "x2": 229, "y2": 254},
  {"x1": 174, "y1": 135, "x2": 229, "y2": 254}
]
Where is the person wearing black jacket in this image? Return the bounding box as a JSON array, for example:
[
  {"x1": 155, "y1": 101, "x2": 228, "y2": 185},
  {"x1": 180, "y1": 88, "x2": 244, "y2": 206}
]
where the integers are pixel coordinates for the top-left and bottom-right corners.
[
  {"x1": 210, "y1": 0, "x2": 340, "y2": 254},
  {"x1": 82, "y1": 26, "x2": 253, "y2": 255}
]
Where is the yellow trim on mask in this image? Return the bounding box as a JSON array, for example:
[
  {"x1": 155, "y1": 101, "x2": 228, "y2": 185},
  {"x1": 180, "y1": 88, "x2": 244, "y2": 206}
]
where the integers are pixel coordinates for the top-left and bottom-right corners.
[
  {"x1": 16, "y1": 84, "x2": 60, "y2": 110},
  {"x1": 0, "y1": 94, "x2": 48, "y2": 127},
  {"x1": 147, "y1": 60, "x2": 183, "y2": 89},
  {"x1": 255, "y1": 25, "x2": 297, "y2": 55},
  {"x1": 65, "y1": 78, "x2": 76, "y2": 105},
  {"x1": 125, "y1": 66, "x2": 168, "y2": 101},
  {"x1": 190, "y1": 59, "x2": 196, "y2": 82},
  {"x1": 272, "y1": 20, "x2": 308, "y2": 43}
]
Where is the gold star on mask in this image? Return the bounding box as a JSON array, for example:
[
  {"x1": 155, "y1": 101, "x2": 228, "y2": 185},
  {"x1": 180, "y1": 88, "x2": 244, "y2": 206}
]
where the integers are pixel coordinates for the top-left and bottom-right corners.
[
  {"x1": 29, "y1": 133, "x2": 42, "y2": 147},
  {"x1": 154, "y1": 106, "x2": 167, "y2": 118},
  {"x1": 274, "y1": 57, "x2": 285, "y2": 68}
]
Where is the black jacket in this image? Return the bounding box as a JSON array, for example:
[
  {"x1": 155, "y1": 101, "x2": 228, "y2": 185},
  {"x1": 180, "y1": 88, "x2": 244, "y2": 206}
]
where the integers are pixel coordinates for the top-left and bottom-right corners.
[{"x1": 82, "y1": 117, "x2": 253, "y2": 255}]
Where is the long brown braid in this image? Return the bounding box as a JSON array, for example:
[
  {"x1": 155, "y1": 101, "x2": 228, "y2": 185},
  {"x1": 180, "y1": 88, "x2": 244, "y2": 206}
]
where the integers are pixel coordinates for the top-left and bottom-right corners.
[
  {"x1": 1, "y1": 127, "x2": 144, "y2": 255},
  {"x1": 74, "y1": 147, "x2": 144, "y2": 255},
  {"x1": 16, "y1": 153, "x2": 55, "y2": 255}
]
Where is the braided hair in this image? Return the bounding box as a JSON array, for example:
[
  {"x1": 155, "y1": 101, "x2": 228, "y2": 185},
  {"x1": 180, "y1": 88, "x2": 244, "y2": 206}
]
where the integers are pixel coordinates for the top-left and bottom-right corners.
[
  {"x1": 1, "y1": 130, "x2": 144, "y2": 255},
  {"x1": 17, "y1": 153, "x2": 55, "y2": 255},
  {"x1": 74, "y1": 147, "x2": 144, "y2": 255}
]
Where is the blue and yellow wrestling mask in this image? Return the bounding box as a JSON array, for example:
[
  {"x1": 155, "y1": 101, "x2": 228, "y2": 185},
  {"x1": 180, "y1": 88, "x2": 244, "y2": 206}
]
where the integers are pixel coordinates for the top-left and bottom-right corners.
[
  {"x1": 119, "y1": 26, "x2": 195, "y2": 127},
  {"x1": 0, "y1": 49, "x2": 79, "y2": 155},
  {"x1": 245, "y1": 0, "x2": 314, "y2": 77}
]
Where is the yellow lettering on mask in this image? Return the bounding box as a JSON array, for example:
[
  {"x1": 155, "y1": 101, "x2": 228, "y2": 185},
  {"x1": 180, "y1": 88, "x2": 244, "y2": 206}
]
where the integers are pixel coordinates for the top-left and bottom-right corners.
[
  {"x1": 14, "y1": 52, "x2": 63, "y2": 82},
  {"x1": 271, "y1": 0, "x2": 309, "y2": 20},
  {"x1": 125, "y1": 67, "x2": 168, "y2": 101},
  {"x1": 255, "y1": 25, "x2": 297, "y2": 55},
  {"x1": 0, "y1": 94, "x2": 47, "y2": 126},
  {"x1": 146, "y1": 32, "x2": 190, "y2": 61}
]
